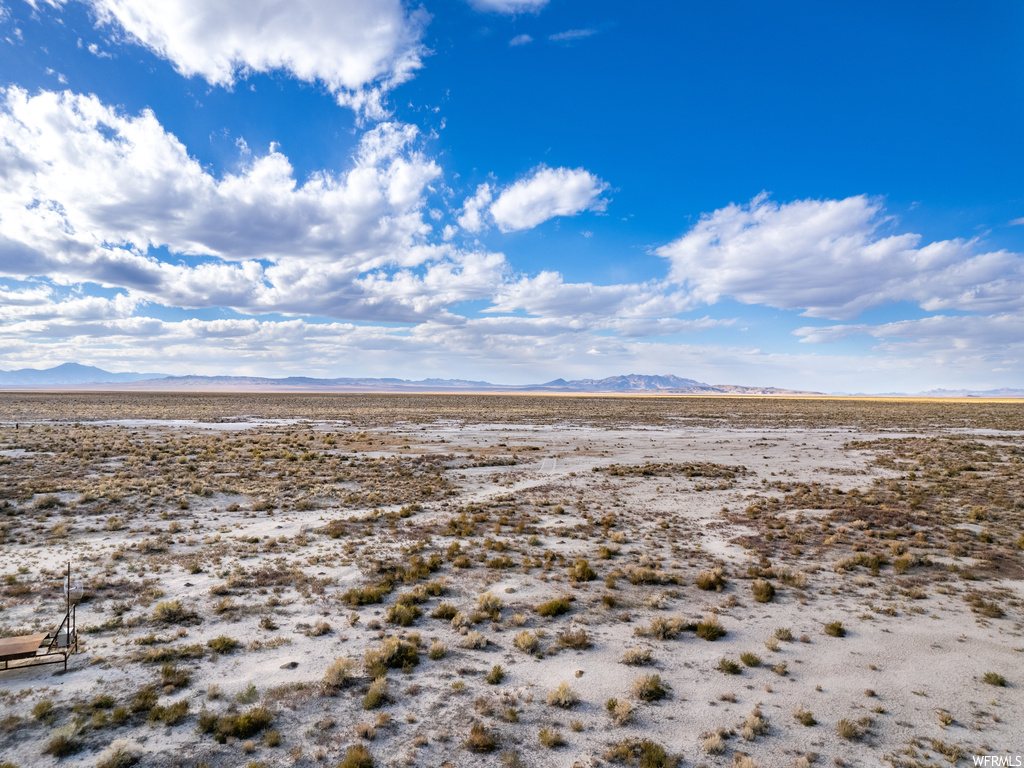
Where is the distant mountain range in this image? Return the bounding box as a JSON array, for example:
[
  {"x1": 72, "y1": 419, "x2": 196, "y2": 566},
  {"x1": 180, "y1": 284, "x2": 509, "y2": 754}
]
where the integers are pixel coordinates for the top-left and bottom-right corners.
[
  {"x1": 0, "y1": 363, "x2": 1020, "y2": 397},
  {"x1": 0, "y1": 362, "x2": 165, "y2": 385}
]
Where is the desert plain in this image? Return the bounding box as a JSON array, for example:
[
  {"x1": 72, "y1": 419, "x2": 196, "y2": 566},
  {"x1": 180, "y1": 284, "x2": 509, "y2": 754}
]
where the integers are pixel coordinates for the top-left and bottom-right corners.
[{"x1": 0, "y1": 393, "x2": 1021, "y2": 768}]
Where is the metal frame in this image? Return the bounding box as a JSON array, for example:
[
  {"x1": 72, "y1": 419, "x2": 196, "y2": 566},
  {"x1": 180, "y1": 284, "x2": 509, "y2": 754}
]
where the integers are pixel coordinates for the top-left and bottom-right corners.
[{"x1": 0, "y1": 562, "x2": 78, "y2": 673}]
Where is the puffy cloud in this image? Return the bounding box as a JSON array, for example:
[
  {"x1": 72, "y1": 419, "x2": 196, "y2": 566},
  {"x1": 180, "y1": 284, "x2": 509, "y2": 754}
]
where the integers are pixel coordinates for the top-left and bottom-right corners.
[
  {"x1": 489, "y1": 165, "x2": 609, "y2": 232},
  {"x1": 658, "y1": 193, "x2": 1024, "y2": 320},
  {"x1": 456, "y1": 183, "x2": 493, "y2": 233},
  {"x1": 509, "y1": 34, "x2": 533, "y2": 47},
  {"x1": 467, "y1": 0, "x2": 548, "y2": 13},
  {"x1": 66, "y1": 0, "x2": 429, "y2": 120},
  {"x1": 0, "y1": 86, "x2": 442, "y2": 276},
  {"x1": 487, "y1": 272, "x2": 691, "y2": 321}
]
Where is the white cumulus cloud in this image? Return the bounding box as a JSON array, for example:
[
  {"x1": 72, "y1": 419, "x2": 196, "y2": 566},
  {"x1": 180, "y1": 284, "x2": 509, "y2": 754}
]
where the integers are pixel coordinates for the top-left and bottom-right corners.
[
  {"x1": 489, "y1": 165, "x2": 609, "y2": 232},
  {"x1": 57, "y1": 0, "x2": 429, "y2": 120},
  {"x1": 658, "y1": 193, "x2": 1024, "y2": 320}
]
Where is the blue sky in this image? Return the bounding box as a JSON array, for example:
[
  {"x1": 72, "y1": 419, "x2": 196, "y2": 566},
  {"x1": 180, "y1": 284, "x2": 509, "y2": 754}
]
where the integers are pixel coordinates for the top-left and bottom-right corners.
[{"x1": 0, "y1": 0, "x2": 1022, "y2": 391}]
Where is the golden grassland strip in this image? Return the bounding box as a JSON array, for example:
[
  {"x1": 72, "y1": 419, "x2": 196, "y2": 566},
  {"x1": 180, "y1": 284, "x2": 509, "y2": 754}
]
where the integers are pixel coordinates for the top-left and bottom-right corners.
[{"x1": 0, "y1": 392, "x2": 1022, "y2": 430}]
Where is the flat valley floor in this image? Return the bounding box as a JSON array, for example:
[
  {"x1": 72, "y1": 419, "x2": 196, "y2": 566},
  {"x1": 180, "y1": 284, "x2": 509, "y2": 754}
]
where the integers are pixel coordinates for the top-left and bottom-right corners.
[{"x1": 0, "y1": 394, "x2": 1022, "y2": 768}]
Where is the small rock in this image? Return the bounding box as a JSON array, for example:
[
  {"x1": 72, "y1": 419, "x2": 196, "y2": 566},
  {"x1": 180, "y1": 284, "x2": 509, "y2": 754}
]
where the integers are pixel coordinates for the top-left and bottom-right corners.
[{"x1": 280, "y1": 661, "x2": 299, "y2": 670}]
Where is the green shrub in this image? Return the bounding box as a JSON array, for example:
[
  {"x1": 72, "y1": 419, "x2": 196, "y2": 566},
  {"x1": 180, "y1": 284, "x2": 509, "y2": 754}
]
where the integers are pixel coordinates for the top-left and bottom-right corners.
[
  {"x1": 364, "y1": 637, "x2": 418, "y2": 678},
  {"x1": 431, "y1": 602, "x2": 458, "y2": 620},
  {"x1": 568, "y1": 559, "x2": 597, "y2": 582},
  {"x1": 362, "y1": 678, "x2": 389, "y2": 710},
  {"x1": 718, "y1": 658, "x2": 741, "y2": 675},
  {"x1": 485, "y1": 665, "x2": 505, "y2": 685},
  {"x1": 740, "y1": 652, "x2": 761, "y2": 667},
  {"x1": 43, "y1": 726, "x2": 82, "y2": 757},
  {"x1": 198, "y1": 705, "x2": 274, "y2": 743},
  {"x1": 32, "y1": 699, "x2": 55, "y2": 722},
  {"x1": 537, "y1": 597, "x2": 571, "y2": 617},
  {"x1": 824, "y1": 621, "x2": 846, "y2": 637},
  {"x1": 385, "y1": 603, "x2": 421, "y2": 627},
  {"x1": 696, "y1": 615, "x2": 726, "y2": 641},
  {"x1": 603, "y1": 739, "x2": 676, "y2": 767},
  {"x1": 338, "y1": 743, "x2": 374, "y2": 768},
  {"x1": 129, "y1": 686, "x2": 159, "y2": 715},
  {"x1": 147, "y1": 700, "x2": 189, "y2": 726},
  {"x1": 207, "y1": 636, "x2": 239, "y2": 654},
  {"x1": 160, "y1": 662, "x2": 191, "y2": 690},
  {"x1": 983, "y1": 672, "x2": 1007, "y2": 687},
  {"x1": 793, "y1": 707, "x2": 817, "y2": 726}
]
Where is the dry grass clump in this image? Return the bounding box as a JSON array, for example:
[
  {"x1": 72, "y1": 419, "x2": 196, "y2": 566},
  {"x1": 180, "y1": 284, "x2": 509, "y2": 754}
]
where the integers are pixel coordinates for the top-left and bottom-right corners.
[
  {"x1": 568, "y1": 558, "x2": 597, "y2": 581},
  {"x1": 635, "y1": 616, "x2": 686, "y2": 640},
  {"x1": 603, "y1": 738, "x2": 677, "y2": 767},
  {"x1": 44, "y1": 725, "x2": 83, "y2": 757},
  {"x1": 793, "y1": 707, "x2": 817, "y2": 726},
  {"x1": 696, "y1": 567, "x2": 727, "y2": 591},
  {"x1": 462, "y1": 630, "x2": 487, "y2": 649},
  {"x1": 538, "y1": 727, "x2": 565, "y2": 748},
  {"x1": 197, "y1": 705, "x2": 274, "y2": 743},
  {"x1": 631, "y1": 673, "x2": 669, "y2": 702},
  {"x1": 836, "y1": 716, "x2": 871, "y2": 740},
  {"x1": 362, "y1": 678, "x2": 390, "y2": 710},
  {"x1": 431, "y1": 602, "x2": 458, "y2": 620},
  {"x1": 365, "y1": 637, "x2": 419, "y2": 677},
  {"x1": 702, "y1": 732, "x2": 724, "y2": 754},
  {"x1": 463, "y1": 723, "x2": 498, "y2": 752},
  {"x1": 477, "y1": 591, "x2": 503, "y2": 617},
  {"x1": 605, "y1": 697, "x2": 634, "y2": 726},
  {"x1": 556, "y1": 627, "x2": 592, "y2": 649},
  {"x1": 741, "y1": 707, "x2": 770, "y2": 741},
  {"x1": 428, "y1": 640, "x2": 448, "y2": 660},
  {"x1": 338, "y1": 743, "x2": 375, "y2": 768},
  {"x1": 95, "y1": 739, "x2": 143, "y2": 768},
  {"x1": 751, "y1": 579, "x2": 775, "y2": 603},
  {"x1": 513, "y1": 630, "x2": 540, "y2": 654},
  {"x1": 696, "y1": 614, "x2": 726, "y2": 641},
  {"x1": 621, "y1": 647, "x2": 653, "y2": 666},
  {"x1": 321, "y1": 656, "x2": 357, "y2": 694},
  {"x1": 740, "y1": 652, "x2": 761, "y2": 667},
  {"x1": 546, "y1": 682, "x2": 580, "y2": 708},
  {"x1": 774, "y1": 627, "x2": 793, "y2": 641},
  {"x1": 152, "y1": 600, "x2": 200, "y2": 626}
]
